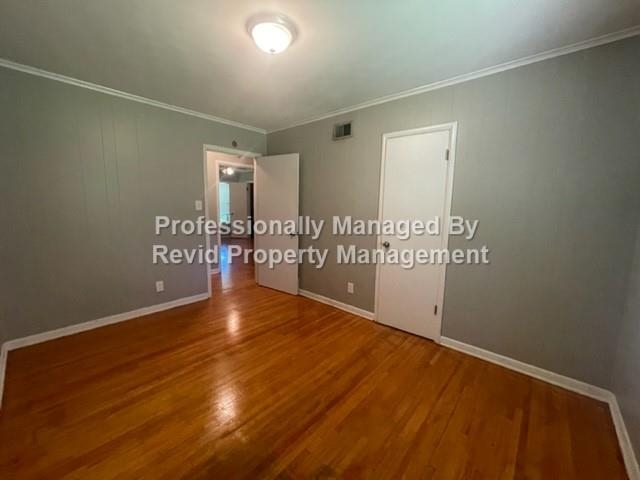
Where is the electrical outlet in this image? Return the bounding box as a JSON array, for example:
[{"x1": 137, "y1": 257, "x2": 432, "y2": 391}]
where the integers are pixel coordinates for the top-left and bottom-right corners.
[
  {"x1": 155, "y1": 280, "x2": 165, "y2": 292},
  {"x1": 195, "y1": 200, "x2": 203, "y2": 211},
  {"x1": 347, "y1": 282, "x2": 354, "y2": 294}
]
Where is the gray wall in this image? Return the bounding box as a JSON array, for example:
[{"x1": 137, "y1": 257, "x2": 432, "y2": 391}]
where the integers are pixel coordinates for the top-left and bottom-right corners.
[
  {"x1": 0, "y1": 67, "x2": 265, "y2": 345},
  {"x1": 268, "y1": 36, "x2": 640, "y2": 388},
  {"x1": 613, "y1": 223, "x2": 640, "y2": 459}
]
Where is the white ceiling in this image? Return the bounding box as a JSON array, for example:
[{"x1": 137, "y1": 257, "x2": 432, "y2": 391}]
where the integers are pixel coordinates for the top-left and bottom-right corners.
[{"x1": 0, "y1": 0, "x2": 638, "y2": 132}]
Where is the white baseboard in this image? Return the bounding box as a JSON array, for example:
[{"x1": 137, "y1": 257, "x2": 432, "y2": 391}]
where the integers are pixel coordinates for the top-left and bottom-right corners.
[
  {"x1": 610, "y1": 395, "x2": 640, "y2": 480},
  {"x1": 0, "y1": 294, "x2": 636, "y2": 478},
  {"x1": 0, "y1": 343, "x2": 7, "y2": 409},
  {"x1": 440, "y1": 337, "x2": 610, "y2": 401},
  {"x1": 441, "y1": 336, "x2": 639, "y2": 480},
  {"x1": 299, "y1": 289, "x2": 375, "y2": 321},
  {"x1": 0, "y1": 292, "x2": 209, "y2": 408}
]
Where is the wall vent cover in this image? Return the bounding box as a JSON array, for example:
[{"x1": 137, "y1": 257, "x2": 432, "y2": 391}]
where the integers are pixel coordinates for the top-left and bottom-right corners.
[{"x1": 333, "y1": 121, "x2": 352, "y2": 140}]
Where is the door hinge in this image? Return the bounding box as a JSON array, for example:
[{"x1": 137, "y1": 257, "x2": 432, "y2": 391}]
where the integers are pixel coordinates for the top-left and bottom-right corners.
[
  {"x1": 434, "y1": 304, "x2": 438, "y2": 315},
  {"x1": 445, "y1": 149, "x2": 450, "y2": 161}
]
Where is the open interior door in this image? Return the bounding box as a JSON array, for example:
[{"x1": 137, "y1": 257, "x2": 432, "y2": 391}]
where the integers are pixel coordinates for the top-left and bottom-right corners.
[{"x1": 254, "y1": 154, "x2": 299, "y2": 295}]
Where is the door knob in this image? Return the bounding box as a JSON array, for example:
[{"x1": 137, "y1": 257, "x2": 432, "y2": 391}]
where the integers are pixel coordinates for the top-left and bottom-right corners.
[{"x1": 382, "y1": 241, "x2": 390, "y2": 249}]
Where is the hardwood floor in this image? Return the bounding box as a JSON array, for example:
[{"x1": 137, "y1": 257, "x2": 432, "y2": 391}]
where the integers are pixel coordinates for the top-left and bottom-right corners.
[{"x1": 0, "y1": 241, "x2": 628, "y2": 479}]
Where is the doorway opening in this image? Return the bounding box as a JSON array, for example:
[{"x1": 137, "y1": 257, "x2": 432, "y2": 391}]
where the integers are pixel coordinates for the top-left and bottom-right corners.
[
  {"x1": 204, "y1": 147, "x2": 258, "y2": 291},
  {"x1": 203, "y1": 146, "x2": 301, "y2": 297}
]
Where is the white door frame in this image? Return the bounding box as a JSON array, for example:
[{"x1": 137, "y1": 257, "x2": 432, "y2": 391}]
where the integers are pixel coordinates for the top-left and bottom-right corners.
[
  {"x1": 202, "y1": 144, "x2": 262, "y2": 296},
  {"x1": 373, "y1": 122, "x2": 458, "y2": 343}
]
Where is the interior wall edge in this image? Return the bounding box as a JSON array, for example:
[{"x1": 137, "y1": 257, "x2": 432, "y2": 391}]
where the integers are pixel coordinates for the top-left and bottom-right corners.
[
  {"x1": 611, "y1": 221, "x2": 640, "y2": 465},
  {"x1": 0, "y1": 344, "x2": 7, "y2": 409},
  {"x1": 610, "y1": 394, "x2": 640, "y2": 480}
]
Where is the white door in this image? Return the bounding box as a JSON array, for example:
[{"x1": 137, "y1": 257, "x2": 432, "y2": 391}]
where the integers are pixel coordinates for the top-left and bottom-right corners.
[
  {"x1": 254, "y1": 154, "x2": 299, "y2": 295},
  {"x1": 375, "y1": 125, "x2": 456, "y2": 341}
]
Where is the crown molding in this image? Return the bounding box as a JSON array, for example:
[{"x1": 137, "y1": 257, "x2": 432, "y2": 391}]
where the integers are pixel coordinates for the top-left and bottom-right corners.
[
  {"x1": 268, "y1": 25, "x2": 640, "y2": 134},
  {"x1": 1, "y1": 25, "x2": 638, "y2": 137},
  {"x1": 0, "y1": 58, "x2": 267, "y2": 135}
]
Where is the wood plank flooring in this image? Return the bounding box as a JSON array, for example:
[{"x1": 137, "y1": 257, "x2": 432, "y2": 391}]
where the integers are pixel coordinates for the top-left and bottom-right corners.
[{"x1": 0, "y1": 242, "x2": 628, "y2": 478}]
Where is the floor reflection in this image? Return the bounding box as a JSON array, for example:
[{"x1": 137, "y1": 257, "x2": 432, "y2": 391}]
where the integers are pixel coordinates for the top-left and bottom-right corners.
[
  {"x1": 215, "y1": 386, "x2": 237, "y2": 424},
  {"x1": 215, "y1": 237, "x2": 254, "y2": 291}
]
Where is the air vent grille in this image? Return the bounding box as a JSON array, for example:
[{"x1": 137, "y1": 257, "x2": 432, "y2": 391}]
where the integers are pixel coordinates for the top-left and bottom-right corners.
[{"x1": 333, "y1": 121, "x2": 352, "y2": 141}]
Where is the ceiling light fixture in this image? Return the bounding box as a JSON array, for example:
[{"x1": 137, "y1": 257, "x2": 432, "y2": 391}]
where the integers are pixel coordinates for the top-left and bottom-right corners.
[
  {"x1": 223, "y1": 167, "x2": 235, "y2": 175},
  {"x1": 247, "y1": 14, "x2": 296, "y2": 55}
]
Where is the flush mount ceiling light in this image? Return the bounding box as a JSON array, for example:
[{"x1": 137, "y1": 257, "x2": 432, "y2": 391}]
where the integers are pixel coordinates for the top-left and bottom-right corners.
[
  {"x1": 223, "y1": 167, "x2": 235, "y2": 175},
  {"x1": 247, "y1": 14, "x2": 296, "y2": 54}
]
